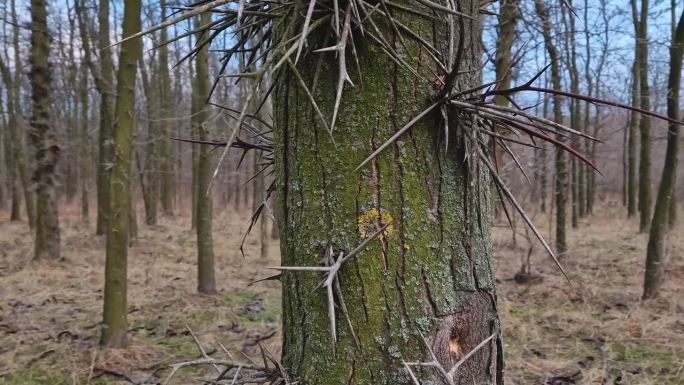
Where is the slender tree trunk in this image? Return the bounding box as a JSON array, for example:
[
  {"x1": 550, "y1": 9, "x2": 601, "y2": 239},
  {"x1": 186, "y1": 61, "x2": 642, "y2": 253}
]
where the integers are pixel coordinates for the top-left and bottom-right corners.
[
  {"x1": 64, "y1": 17, "x2": 79, "y2": 204},
  {"x1": 540, "y1": 76, "x2": 550, "y2": 214},
  {"x1": 628, "y1": 62, "x2": 639, "y2": 217},
  {"x1": 96, "y1": 0, "x2": 115, "y2": 235},
  {"x1": 139, "y1": 52, "x2": 159, "y2": 225},
  {"x1": 29, "y1": 0, "x2": 61, "y2": 260},
  {"x1": 10, "y1": 0, "x2": 35, "y2": 228},
  {"x1": 275, "y1": 3, "x2": 502, "y2": 383},
  {"x1": 0, "y1": 58, "x2": 21, "y2": 222},
  {"x1": 193, "y1": 12, "x2": 216, "y2": 295},
  {"x1": 536, "y1": 0, "x2": 566, "y2": 255},
  {"x1": 101, "y1": 0, "x2": 141, "y2": 348},
  {"x1": 643, "y1": 8, "x2": 684, "y2": 299},
  {"x1": 159, "y1": 0, "x2": 174, "y2": 217},
  {"x1": 79, "y1": 62, "x2": 91, "y2": 222},
  {"x1": 492, "y1": 0, "x2": 518, "y2": 219},
  {"x1": 633, "y1": 0, "x2": 652, "y2": 232},
  {"x1": 563, "y1": 2, "x2": 581, "y2": 227}
]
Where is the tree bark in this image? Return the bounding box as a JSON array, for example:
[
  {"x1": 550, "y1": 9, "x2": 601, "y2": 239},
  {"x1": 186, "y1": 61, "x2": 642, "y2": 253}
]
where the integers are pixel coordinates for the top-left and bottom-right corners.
[
  {"x1": 642, "y1": 7, "x2": 684, "y2": 299},
  {"x1": 79, "y1": 61, "x2": 91, "y2": 222},
  {"x1": 96, "y1": 0, "x2": 115, "y2": 235},
  {"x1": 536, "y1": 0, "x2": 567, "y2": 255},
  {"x1": 29, "y1": 0, "x2": 61, "y2": 260},
  {"x1": 159, "y1": 0, "x2": 175, "y2": 217},
  {"x1": 138, "y1": 51, "x2": 159, "y2": 226},
  {"x1": 633, "y1": 0, "x2": 652, "y2": 232},
  {"x1": 193, "y1": 12, "x2": 216, "y2": 295},
  {"x1": 9, "y1": 0, "x2": 35, "y2": 228},
  {"x1": 627, "y1": 62, "x2": 639, "y2": 217},
  {"x1": 0, "y1": 57, "x2": 21, "y2": 222},
  {"x1": 101, "y1": 0, "x2": 141, "y2": 348},
  {"x1": 275, "y1": 2, "x2": 502, "y2": 384}
]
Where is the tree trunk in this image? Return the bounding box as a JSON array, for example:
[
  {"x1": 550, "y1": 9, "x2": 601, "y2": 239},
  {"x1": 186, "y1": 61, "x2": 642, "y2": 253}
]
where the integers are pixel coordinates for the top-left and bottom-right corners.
[
  {"x1": 79, "y1": 61, "x2": 91, "y2": 222},
  {"x1": 563, "y1": 1, "x2": 581, "y2": 227},
  {"x1": 159, "y1": 0, "x2": 175, "y2": 217},
  {"x1": 492, "y1": 0, "x2": 518, "y2": 219},
  {"x1": 9, "y1": 0, "x2": 35, "y2": 228},
  {"x1": 627, "y1": 62, "x2": 639, "y2": 217},
  {"x1": 29, "y1": 0, "x2": 61, "y2": 260},
  {"x1": 642, "y1": 8, "x2": 684, "y2": 299},
  {"x1": 193, "y1": 12, "x2": 216, "y2": 295},
  {"x1": 0, "y1": 57, "x2": 21, "y2": 222},
  {"x1": 633, "y1": 0, "x2": 652, "y2": 232},
  {"x1": 274, "y1": 3, "x2": 502, "y2": 384},
  {"x1": 95, "y1": 0, "x2": 115, "y2": 235},
  {"x1": 101, "y1": 0, "x2": 141, "y2": 348},
  {"x1": 536, "y1": 0, "x2": 566, "y2": 255},
  {"x1": 139, "y1": 51, "x2": 159, "y2": 226}
]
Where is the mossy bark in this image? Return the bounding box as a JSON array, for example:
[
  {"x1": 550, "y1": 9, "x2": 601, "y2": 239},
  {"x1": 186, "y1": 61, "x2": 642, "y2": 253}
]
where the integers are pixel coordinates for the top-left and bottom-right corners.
[
  {"x1": 643, "y1": 8, "x2": 684, "y2": 299},
  {"x1": 193, "y1": 12, "x2": 216, "y2": 295},
  {"x1": 274, "y1": 2, "x2": 502, "y2": 384},
  {"x1": 30, "y1": 0, "x2": 61, "y2": 260},
  {"x1": 101, "y1": 0, "x2": 141, "y2": 348}
]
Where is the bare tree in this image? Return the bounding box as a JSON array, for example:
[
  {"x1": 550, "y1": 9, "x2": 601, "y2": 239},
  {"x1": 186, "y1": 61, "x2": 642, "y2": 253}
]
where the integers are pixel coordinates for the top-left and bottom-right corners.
[
  {"x1": 643, "y1": 7, "x2": 684, "y2": 299},
  {"x1": 29, "y1": 0, "x2": 61, "y2": 260},
  {"x1": 535, "y1": 0, "x2": 567, "y2": 254},
  {"x1": 101, "y1": 0, "x2": 142, "y2": 348}
]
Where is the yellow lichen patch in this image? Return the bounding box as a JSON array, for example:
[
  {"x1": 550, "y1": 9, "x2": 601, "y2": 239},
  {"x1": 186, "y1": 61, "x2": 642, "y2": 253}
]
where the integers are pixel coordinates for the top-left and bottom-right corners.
[
  {"x1": 357, "y1": 207, "x2": 394, "y2": 240},
  {"x1": 449, "y1": 336, "x2": 462, "y2": 357}
]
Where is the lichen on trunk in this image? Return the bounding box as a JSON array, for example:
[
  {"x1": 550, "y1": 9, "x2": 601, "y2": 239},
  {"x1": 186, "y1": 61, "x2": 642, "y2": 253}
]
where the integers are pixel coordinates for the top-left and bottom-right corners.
[{"x1": 273, "y1": 2, "x2": 502, "y2": 384}]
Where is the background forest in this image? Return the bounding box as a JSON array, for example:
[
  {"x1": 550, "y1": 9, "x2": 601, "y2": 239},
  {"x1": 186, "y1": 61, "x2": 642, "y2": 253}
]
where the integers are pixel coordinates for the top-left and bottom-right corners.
[{"x1": 0, "y1": 0, "x2": 683, "y2": 384}]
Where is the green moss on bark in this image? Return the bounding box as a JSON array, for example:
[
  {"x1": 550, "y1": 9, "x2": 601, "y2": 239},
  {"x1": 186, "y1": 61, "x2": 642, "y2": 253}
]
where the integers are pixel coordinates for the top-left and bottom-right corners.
[{"x1": 273, "y1": 3, "x2": 502, "y2": 384}]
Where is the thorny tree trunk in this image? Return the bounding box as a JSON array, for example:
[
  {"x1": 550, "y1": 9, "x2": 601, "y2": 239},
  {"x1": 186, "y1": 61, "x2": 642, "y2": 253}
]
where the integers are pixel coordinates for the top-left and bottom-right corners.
[
  {"x1": 633, "y1": 0, "x2": 652, "y2": 232},
  {"x1": 101, "y1": 0, "x2": 141, "y2": 348},
  {"x1": 96, "y1": 0, "x2": 115, "y2": 235},
  {"x1": 193, "y1": 12, "x2": 216, "y2": 295},
  {"x1": 30, "y1": 0, "x2": 61, "y2": 260},
  {"x1": 643, "y1": 8, "x2": 684, "y2": 299},
  {"x1": 274, "y1": 2, "x2": 502, "y2": 384},
  {"x1": 535, "y1": 0, "x2": 567, "y2": 255}
]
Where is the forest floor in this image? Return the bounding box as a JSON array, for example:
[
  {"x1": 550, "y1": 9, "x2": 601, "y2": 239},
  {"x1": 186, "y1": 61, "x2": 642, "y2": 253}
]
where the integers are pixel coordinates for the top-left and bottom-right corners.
[{"x1": 0, "y1": 200, "x2": 682, "y2": 384}]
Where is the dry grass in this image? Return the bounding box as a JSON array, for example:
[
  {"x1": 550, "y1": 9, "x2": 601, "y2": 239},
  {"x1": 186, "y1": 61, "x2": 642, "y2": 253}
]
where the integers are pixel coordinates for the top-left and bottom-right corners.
[
  {"x1": 0, "y1": 205, "x2": 281, "y2": 384},
  {"x1": 495, "y1": 200, "x2": 684, "y2": 384},
  {"x1": 0, "y1": 200, "x2": 682, "y2": 384}
]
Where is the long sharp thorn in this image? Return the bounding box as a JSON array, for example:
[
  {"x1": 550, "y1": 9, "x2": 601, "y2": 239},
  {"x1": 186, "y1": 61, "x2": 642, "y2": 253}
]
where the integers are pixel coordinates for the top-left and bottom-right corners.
[
  {"x1": 479, "y1": 149, "x2": 572, "y2": 286},
  {"x1": 355, "y1": 102, "x2": 441, "y2": 171}
]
